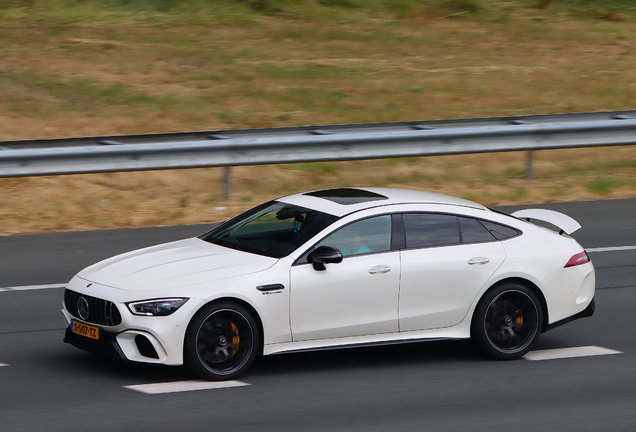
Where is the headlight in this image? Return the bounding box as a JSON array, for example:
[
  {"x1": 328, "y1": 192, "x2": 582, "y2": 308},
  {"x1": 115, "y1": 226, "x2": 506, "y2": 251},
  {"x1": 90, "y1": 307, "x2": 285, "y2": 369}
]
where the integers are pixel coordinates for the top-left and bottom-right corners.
[{"x1": 127, "y1": 298, "x2": 189, "y2": 316}]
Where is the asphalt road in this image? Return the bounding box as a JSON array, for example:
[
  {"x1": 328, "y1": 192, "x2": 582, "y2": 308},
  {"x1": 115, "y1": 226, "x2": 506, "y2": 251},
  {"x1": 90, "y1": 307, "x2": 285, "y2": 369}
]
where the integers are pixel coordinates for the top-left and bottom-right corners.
[{"x1": 1, "y1": 198, "x2": 635, "y2": 431}]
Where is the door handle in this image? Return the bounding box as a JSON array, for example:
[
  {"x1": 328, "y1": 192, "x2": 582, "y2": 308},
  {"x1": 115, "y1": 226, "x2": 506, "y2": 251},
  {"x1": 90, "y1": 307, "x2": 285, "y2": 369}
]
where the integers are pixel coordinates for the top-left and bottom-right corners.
[
  {"x1": 369, "y1": 265, "x2": 391, "y2": 274},
  {"x1": 468, "y1": 257, "x2": 490, "y2": 265}
]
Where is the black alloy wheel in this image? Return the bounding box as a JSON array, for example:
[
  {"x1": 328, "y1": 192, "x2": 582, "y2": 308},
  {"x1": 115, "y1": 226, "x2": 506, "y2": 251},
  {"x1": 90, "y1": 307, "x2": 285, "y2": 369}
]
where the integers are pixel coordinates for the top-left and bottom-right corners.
[
  {"x1": 185, "y1": 302, "x2": 260, "y2": 381},
  {"x1": 471, "y1": 283, "x2": 543, "y2": 360}
]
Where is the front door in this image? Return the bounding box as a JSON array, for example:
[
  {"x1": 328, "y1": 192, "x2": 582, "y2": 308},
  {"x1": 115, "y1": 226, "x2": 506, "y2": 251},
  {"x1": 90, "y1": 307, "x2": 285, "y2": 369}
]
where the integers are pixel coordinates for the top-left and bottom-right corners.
[{"x1": 289, "y1": 215, "x2": 400, "y2": 341}]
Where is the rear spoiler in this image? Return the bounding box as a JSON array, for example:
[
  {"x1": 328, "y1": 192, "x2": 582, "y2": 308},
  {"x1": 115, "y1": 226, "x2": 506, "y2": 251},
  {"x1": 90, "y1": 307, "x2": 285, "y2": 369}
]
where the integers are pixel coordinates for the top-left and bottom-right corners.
[{"x1": 511, "y1": 209, "x2": 581, "y2": 235}]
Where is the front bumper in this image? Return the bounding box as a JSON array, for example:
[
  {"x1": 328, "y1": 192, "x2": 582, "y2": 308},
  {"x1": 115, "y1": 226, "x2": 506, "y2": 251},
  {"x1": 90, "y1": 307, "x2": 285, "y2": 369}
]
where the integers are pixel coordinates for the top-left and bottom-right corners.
[
  {"x1": 61, "y1": 299, "x2": 189, "y2": 365},
  {"x1": 63, "y1": 321, "x2": 168, "y2": 363},
  {"x1": 63, "y1": 325, "x2": 126, "y2": 360},
  {"x1": 61, "y1": 277, "x2": 204, "y2": 365}
]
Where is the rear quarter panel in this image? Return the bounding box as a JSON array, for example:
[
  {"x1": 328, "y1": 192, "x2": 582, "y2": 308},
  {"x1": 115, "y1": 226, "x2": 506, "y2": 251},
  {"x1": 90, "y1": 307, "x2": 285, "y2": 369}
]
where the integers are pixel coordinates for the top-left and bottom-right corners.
[{"x1": 490, "y1": 224, "x2": 595, "y2": 325}]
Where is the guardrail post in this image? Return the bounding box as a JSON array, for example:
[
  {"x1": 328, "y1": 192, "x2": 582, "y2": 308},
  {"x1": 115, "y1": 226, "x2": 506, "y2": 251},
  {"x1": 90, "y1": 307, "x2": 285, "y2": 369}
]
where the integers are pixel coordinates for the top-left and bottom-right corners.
[
  {"x1": 223, "y1": 166, "x2": 232, "y2": 201},
  {"x1": 526, "y1": 150, "x2": 534, "y2": 180}
]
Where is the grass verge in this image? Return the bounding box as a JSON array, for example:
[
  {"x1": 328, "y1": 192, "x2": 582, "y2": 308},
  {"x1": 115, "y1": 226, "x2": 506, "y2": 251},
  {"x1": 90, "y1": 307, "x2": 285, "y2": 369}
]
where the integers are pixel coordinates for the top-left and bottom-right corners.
[{"x1": 0, "y1": 1, "x2": 635, "y2": 235}]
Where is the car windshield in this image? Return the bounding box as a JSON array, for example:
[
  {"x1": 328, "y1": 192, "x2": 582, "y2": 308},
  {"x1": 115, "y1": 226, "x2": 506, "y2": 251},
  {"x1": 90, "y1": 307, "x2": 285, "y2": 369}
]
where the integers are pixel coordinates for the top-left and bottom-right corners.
[{"x1": 200, "y1": 201, "x2": 338, "y2": 258}]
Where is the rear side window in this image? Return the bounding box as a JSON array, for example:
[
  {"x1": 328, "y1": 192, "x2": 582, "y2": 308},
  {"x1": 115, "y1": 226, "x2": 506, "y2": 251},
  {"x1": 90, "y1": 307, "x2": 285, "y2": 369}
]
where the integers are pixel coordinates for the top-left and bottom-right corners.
[
  {"x1": 480, "y1": 220, "x2": 521, "y2": 240},
  {"x1": 403, "y1": 213, "x2": 460, "y2": 249},
  {"x1": 459, "y1": 217, "x2": 496, "y2": 243}
]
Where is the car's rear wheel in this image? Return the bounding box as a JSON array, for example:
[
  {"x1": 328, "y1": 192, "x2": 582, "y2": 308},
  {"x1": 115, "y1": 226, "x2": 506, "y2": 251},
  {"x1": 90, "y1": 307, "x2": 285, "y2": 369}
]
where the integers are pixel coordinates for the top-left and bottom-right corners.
[
  {"x1": 185, "y1": 302, "x2": 259, "y2": 381},
  {"x1": 471, "y1": 283, "x2": 543, "y2": 360}
]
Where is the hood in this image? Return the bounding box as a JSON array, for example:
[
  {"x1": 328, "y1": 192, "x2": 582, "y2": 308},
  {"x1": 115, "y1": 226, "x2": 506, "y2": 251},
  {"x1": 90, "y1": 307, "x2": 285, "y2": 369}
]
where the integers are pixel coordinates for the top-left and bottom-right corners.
[{"x1": 77, "y1": 238, "x2": 278, "y2": 292}]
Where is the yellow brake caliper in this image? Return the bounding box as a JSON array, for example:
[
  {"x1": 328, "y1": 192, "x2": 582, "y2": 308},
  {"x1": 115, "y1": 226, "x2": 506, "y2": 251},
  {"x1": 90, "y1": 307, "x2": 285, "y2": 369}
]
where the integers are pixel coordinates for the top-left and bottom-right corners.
[
  {"x1": 515, "y1": 309, "x2": 523, "y2": 329},
  {"x1": 229, "y1": 322, "x2": 240, "y2": 356}
]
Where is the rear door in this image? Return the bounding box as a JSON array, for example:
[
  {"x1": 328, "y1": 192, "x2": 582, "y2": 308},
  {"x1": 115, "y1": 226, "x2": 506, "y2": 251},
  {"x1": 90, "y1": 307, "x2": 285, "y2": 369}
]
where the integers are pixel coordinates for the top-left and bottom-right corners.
[{"x1": 398, "y1": 214, "x2": 507, "y2": 331}]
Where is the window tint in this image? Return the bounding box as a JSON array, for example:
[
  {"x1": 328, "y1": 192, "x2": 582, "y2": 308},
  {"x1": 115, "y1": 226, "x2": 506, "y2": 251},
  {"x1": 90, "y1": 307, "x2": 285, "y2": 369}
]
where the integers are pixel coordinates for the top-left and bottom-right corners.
[
  {"x1": 403, "y1": 213, "x2": 460, "y2": 249},
  {"x1": 202, "y1": 201, "x2": 337, "y2": 258},
  {"x1": 480, "y1": 220, "x2": 520, "y2": 240},
  {"x1": 459, "y1": 217, "x2": 496, "y2": 243},
  {"x1": 316, "y1": 215, "x2": 392, "y2": 257}
]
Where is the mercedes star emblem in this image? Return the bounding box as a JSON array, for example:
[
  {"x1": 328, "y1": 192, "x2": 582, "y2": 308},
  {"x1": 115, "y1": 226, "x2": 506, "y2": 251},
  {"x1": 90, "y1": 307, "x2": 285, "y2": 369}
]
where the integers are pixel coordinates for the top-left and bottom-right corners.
[{"x1": 77, "y1": 297, "x2": 90, "y2": 321}]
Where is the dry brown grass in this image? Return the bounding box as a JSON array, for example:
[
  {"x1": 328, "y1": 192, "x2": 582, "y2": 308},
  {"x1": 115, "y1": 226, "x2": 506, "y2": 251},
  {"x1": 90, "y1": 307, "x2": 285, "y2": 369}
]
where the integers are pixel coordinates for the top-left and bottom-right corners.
[
  {"x1": 1, "y1": 5, "x2": 635, "y2": 235},
  {"x1": 1, "y1": 146, "x2": 634, "y2": 236}
]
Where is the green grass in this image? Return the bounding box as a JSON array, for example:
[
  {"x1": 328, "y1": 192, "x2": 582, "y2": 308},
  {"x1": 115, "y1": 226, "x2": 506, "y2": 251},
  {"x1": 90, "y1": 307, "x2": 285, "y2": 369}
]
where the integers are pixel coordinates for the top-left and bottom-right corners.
[
  {"x1": 296, "y1": 162, "x2": 339, "y2": 174},
  {"x1": 2, "y1": 0, "x2": 635, "y2": 21},
  {"x1": 586, "y1": 177, "x2": 636, "y2": 195},
  {"x1": 1, "y1": 71, "x2": 196, "y2": 114},
  {"x1": 508, "y1": 186, "x2": 530, "y2": 201}
]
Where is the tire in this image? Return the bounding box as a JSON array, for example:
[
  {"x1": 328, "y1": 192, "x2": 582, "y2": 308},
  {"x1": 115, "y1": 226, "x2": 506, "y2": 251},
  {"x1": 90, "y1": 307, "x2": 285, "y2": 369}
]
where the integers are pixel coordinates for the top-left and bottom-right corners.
[
  {"x1": 471, "y1": 283, "x2": 543, "y2": 360},
  {"x1": 184, "y1": 302, "x2": 260, "y2": 381}
]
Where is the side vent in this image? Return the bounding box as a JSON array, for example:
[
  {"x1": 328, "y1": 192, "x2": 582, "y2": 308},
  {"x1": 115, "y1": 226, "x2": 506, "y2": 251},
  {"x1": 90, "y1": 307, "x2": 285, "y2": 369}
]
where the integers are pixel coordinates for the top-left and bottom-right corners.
[{"x1": 135, "y1": 335, "x2": 159, "y2": 359}]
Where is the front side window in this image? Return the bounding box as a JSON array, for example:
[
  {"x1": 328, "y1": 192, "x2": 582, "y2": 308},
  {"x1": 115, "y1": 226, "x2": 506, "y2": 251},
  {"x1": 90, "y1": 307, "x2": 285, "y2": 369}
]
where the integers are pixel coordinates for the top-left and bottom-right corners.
[
  {"x1": 315, "y1": 215, "x2": 392, "y2": 257},
  {"x1": 201, "y1": 201, "x2": 337, "y2": 258}
]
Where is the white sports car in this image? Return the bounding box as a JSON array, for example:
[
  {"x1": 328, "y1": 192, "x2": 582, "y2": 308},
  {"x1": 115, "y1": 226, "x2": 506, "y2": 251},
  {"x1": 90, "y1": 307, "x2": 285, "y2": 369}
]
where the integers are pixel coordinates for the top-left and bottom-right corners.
[{"x1": 62, "y1": 188, "x2": 595, "y2": 380}]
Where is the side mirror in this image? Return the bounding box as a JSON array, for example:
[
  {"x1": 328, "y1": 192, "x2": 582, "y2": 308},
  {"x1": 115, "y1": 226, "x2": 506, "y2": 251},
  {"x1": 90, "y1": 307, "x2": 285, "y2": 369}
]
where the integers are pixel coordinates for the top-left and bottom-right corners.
[{"x1": 307, "y1": 246, "x2": 343, "y2": 271}]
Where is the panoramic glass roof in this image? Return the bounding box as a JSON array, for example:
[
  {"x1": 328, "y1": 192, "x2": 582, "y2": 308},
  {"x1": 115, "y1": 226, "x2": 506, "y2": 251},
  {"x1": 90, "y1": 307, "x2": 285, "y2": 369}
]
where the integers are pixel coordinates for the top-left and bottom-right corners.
[{"x1": 303, "y1": 188, "x2": 388, "y2": 205}]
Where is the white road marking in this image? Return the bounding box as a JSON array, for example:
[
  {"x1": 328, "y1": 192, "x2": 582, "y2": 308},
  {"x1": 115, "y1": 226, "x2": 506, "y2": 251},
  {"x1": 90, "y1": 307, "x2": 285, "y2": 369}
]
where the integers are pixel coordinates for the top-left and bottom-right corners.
[
  {"x1": 524, "y1": 346, "x2": 623, "y2": 361},
  {"x1": 124, "y1": 380, "x2": 250, "y2": 394},
  {"x1": 588, "y1": 246, "x2": 636, "y2": 253},
  {"x1": 0, "y1": 363, "x2": 9, "y2": 367},
  {"x1": 0, "y1": 284, "x2": 65, "y2": 292}
]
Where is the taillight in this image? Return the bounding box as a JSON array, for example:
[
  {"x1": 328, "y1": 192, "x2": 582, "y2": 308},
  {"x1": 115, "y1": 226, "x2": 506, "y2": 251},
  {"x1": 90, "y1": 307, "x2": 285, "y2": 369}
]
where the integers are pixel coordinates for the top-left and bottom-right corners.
[{"x1": 565, "y1": 251, "x2": 590, "y2": 268}]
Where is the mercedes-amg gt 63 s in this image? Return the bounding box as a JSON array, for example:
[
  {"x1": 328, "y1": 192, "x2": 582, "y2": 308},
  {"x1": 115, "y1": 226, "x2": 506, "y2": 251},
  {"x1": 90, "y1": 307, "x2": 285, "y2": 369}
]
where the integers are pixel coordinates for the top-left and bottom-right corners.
[{"x1": 62, "y1": 188, "x2": 595, "y2": 380}]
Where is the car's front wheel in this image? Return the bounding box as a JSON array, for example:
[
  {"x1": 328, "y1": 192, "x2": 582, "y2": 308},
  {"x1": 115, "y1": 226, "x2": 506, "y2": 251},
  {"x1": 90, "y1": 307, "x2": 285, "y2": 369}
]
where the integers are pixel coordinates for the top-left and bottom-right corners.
[
  {"x1": 471, "y1": 283, "x2": 543, "y2": 360},
  {"x1": 185, "y1": 302, "x2": 260, "y2": 381}
]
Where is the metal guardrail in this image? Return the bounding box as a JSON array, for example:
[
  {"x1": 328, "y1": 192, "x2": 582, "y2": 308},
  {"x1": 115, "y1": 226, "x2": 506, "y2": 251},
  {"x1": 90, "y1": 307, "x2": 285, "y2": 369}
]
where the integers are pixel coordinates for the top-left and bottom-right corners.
[{"x1": 1, "y1": 111, "x2": 635, "y2": 196}]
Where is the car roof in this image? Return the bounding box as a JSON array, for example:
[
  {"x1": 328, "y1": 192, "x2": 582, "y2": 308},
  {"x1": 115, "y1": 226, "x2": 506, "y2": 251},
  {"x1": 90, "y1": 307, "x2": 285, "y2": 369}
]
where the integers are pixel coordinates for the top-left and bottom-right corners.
[{"x1": 277, "y1": 187, "x2": 488, "y2": 217}]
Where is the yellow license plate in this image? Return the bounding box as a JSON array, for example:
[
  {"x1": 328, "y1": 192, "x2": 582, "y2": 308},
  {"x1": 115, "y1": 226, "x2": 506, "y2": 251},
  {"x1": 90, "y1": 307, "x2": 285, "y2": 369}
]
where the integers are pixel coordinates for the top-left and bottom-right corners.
[{"x1": 72, "y1": 320, "x2": 99, "y2": 340}]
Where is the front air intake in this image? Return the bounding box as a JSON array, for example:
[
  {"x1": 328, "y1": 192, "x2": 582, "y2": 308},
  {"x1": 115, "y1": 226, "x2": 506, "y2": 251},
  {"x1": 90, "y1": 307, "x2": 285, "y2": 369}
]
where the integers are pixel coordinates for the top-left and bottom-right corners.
[
  {"x1": 64, "y1": 289, "x2": 122, "y2": 327},
  {"x1": 135, "y1": 335, "x2": 160, "y2": 359}
]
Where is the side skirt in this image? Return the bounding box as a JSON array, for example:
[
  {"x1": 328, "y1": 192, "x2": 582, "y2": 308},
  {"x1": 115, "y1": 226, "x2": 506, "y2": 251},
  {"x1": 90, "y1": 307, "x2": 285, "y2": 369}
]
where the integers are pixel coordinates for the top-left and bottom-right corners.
[
  {"x1": 263, "y1": 326, "x2": 469, "y2": 356},
  {"x1": 267, "y1": 337, "x2": 455, "y2": 356}
]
